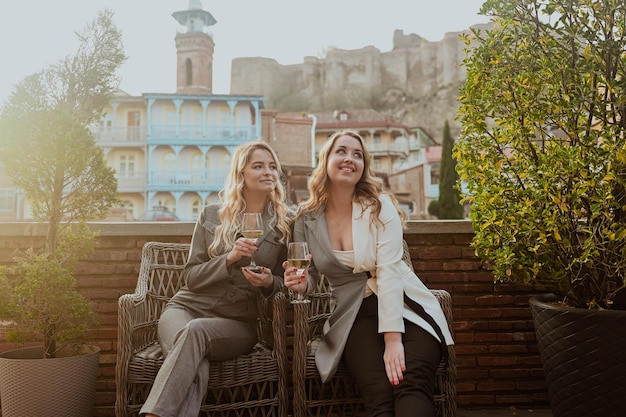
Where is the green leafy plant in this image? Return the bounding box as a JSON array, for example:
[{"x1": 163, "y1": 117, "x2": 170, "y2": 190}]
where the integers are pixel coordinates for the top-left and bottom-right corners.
[
  {"x1": 455, "y1": 0, "x2": 626, "y2": 309},
  {"x1": 0, "y1": 228, "x2": 99, "y2": 357},
  {"x1": 0, "y1": 9, "x2": 126, "y2": 358}
]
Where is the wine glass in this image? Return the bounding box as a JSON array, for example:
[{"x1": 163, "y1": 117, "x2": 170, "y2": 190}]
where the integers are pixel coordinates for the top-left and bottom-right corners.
[
  {"x1": 242, "y1": 213, "x2": 263, "y2": 272},
  {"x1": 288, "y1": 242, "x2": 311, "y2": 304}
]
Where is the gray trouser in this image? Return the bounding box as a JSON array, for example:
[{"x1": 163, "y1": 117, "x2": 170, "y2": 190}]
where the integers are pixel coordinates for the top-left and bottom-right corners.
[{"x1": 140, "y1": 307, "x2": 257, "y2": 417}]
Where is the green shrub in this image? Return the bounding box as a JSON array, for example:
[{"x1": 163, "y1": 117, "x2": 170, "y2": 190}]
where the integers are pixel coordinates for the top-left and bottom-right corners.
[{"x1": 455, "y1": 0, "x2": 626, "y2": 309}]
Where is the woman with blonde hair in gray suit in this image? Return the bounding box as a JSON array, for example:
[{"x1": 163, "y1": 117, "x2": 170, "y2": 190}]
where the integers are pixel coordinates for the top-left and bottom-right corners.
[
  {"x1": 284, "y1": 130, "x2": 453, "y2": 417},
  {"x1": 142, "y1": 141, "x2": 291, "y2": 417}
]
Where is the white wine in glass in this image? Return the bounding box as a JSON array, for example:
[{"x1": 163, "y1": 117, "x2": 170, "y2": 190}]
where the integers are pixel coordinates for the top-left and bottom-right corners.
[
  {"x1": 288, "y1": 242, "x2": 311, "y2": 304},
  {"x1": 242, "y1": 213, "x2": 263, "y2": 272}
]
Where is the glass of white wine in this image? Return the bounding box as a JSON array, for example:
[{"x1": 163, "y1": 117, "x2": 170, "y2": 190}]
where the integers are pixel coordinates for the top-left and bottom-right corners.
[
  {"x1": 242, "y1": 213, "x2": 263, "y2": 272},
  {"x1": 288, "y1": 242, "x2": 311, "y2": 304}
]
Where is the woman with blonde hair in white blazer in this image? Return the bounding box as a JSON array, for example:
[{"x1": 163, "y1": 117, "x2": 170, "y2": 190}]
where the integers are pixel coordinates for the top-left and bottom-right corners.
[{"x1": 284, "y1": 130, "x2": 453, "y2": 417}]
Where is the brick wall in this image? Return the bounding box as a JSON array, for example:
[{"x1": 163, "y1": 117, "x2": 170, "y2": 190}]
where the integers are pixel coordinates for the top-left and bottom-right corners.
[
  {"x1": 402, "y1": 221, "x2": 549, "y2": 408},
  {"x1": 0, "y1": 221, "x2": 549, "y2": 416}
]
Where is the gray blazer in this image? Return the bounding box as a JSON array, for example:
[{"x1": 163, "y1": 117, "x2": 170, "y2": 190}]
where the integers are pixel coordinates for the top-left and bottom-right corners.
[
  {"x1": 294, "y1": 194, "x2": 454, "y2": 382},
  {"x1": 166, "y1": 203, "x2": 287, "y2": 322}
]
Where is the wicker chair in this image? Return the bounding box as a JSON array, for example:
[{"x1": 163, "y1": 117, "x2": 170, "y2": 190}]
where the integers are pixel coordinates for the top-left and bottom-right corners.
[
  {"x1": 115, "y1": 242, "x2": 289, "y2": 417},
  {"x1": 291, "y1": 240, "x2": 457, "y2": 417}
]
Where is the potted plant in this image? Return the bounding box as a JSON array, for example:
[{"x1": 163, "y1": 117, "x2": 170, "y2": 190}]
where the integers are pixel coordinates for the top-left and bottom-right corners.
[
  {"x1": 455, "y1": 1, "x2": 626, "y2": 416},
  {"x1": 0, "y1": 235, "x2": 103, "y2": 417},
  {"x1": 0, "y1": 9, "x2": 125, "y2": 417}
]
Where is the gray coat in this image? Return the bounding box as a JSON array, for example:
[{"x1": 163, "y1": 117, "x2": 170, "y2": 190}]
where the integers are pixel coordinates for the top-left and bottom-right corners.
[
  {"x1": 294, "y1": 194, "x2": 454, "y2": 382},
  {"x1": 166, "y1": 203, "x2": 287, "y2": 322}
]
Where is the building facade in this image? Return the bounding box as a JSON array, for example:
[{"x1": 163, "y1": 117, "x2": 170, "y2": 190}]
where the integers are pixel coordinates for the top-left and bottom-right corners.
[{"x1": 94, "y1": 92, "x2": 265, "y2": 221}]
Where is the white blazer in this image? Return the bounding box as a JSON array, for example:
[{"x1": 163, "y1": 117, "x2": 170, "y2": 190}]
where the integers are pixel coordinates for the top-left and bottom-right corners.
[
  {"x1": 295, "y1": 194, "x2": 453, "y2": 382},
  {"x1": 352, "y1": 194, "x2": 453, "y2": 341}
]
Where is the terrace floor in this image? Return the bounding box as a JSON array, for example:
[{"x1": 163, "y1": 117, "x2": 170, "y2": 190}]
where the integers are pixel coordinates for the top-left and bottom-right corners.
[{"x1": 458, "y1": 407, "x2": 553, "y2": 417}]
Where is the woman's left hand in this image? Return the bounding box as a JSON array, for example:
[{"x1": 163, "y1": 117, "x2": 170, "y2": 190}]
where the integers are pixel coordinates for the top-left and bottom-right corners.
[
  {"x1": 242, "y1": 266, "x2": 273, "y2": 289},
  {"x1": 383, "y1": 332, "x2": 406, "y2": 386}
]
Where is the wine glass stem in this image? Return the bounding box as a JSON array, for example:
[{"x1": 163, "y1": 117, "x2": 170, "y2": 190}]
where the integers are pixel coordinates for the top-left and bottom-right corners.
[
  {"x1": 248, "y1": 238, "x2": 259, "y2": 269},
  {"x1": 297, "y1": 269, "x2": 304, "y2": 300}
]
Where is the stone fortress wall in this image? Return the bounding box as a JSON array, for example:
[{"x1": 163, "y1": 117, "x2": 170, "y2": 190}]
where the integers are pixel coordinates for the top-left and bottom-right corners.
[{"x1": 230, "y1": 24, "x2": 492, "y2": 139}]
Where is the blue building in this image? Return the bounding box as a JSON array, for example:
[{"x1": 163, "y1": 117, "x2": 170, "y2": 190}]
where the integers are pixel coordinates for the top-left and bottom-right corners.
[{"x1": 91, "y1": 0, "x2": 265, "y2": 221}]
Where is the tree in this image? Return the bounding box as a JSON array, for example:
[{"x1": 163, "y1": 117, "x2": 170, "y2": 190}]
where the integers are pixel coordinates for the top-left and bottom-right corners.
[
  {"x1": 429, "y1": 120, "x2": 464, "y2": 219},
  {"x1": 455, "y1": 0, "x2": 626, "y2": 309},
  {"x1": 0, "y1": 9, "x2": 126, "y2": 358}
]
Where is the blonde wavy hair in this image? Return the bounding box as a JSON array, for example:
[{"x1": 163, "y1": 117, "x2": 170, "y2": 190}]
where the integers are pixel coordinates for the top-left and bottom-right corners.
[
  {"x1": 208, "y1": 141, "x2": 291, "y2": 256},
  {"x1": 297, "y1": 130, "x2": 406, "y2": 228}
]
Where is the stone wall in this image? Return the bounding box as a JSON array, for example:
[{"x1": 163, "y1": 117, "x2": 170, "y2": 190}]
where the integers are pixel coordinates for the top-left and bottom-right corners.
[
  {"x1": 230, "y1": 25, "x2": 493, "y2": 140},
  {"x1": 0, "y1": 220, "x2": 549, "y2": 416}
]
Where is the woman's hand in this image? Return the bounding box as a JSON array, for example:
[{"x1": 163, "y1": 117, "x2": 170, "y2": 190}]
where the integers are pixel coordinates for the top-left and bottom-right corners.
[
  {"x1": 226, "y1": 237, "x2": 258, "y2": 266},
  {"x1": 282, "y1": 259, "x2": 308, "y2": 294},
  {"x1": 242, "y1": 266, "x2": 273, "y2": 288},
  {"x1": 383, "y1": 332, "x2": 406, "y2": 386}
]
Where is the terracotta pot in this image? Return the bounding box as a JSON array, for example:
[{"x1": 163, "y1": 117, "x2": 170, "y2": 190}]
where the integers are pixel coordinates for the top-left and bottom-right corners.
[
  {"x1": 0, "y1": 345, "x2": 100, "y2": 417},
  {"x1": 529, "y1": 294, "x2": 626, "y2": 417}
]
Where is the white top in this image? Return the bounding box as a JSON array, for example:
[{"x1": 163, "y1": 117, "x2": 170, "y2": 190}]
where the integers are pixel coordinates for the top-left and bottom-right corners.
[{"x1": 333, "y1": 249, "x2": 374, "y2": 298}]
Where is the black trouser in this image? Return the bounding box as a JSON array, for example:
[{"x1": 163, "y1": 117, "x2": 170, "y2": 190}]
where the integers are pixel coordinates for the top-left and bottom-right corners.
[{"x1": 343, "y1": 294, "x2": 441, "y2": 417}]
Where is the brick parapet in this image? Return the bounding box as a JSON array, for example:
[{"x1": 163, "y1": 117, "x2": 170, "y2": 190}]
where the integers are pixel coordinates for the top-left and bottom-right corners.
[{"x1": 0, "y1": 221, "x2": 549, "y2": 416}]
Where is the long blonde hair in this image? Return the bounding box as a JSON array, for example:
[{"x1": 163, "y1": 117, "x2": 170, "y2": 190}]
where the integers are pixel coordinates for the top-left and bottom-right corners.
[
  {"x1": 298, "y1": 130, "x2": 406, "y2": 227},
  {"x1": 208, "y1": 141, "x2": 291, "y2": 256}
]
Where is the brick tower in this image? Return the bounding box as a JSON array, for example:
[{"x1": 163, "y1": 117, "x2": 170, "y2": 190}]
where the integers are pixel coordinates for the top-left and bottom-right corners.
[{"x1": 172, "y1": 0, "x2": 217, "y2": 94}]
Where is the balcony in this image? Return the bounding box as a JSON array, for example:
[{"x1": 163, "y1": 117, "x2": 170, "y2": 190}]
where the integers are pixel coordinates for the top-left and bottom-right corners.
[
  {"x1": 115, "y1": 172, "x2": 148, "y2": 192},
  {"x1": 148, "y1": 169, "x2": 227, "y2": 191},
  {"x1": 367, "y1": 142, "x2": 410, "y2": 158},
  {"x1": 91, "y1": 126, "x2": 147, "y2": 146},
  {"x1": 90, "y1": 125, "x2": 261, "y2": 147},
  {"x1": 148, "y1": 125, "x2": 258, "y2": 145}
]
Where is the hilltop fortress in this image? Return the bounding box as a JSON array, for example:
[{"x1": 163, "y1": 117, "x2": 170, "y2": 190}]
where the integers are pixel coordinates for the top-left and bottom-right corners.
[{"x1": 230, "y1": 24, "x2": 491, "y2": 139}]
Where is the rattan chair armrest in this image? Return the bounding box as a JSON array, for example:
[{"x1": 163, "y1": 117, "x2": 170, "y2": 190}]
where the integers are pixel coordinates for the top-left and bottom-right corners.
[
  {"x1": 116, "y1": 291, "x2": 154, "y2": 417},
  {"x1": 429, "y1": 289, "x2": 457, "y2": 417},
  {"x1": 292, "y1": 294, "x2": 311, "y2": 417},
  {"x1": 271, "y1": 290, "x2": 289, "y2": 417},
  {"x1": 117, "y1": 291, "x2": 158, "y2": 346}
]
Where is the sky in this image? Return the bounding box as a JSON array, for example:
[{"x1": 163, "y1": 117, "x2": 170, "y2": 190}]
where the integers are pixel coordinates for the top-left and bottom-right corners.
[{"x1": 0, "y1": 1, "x2": 490, "y2": 105}]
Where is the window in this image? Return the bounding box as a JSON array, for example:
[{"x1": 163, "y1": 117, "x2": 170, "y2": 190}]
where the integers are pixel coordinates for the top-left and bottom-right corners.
[
  {"x1": 119, "y1": 155, "x2": 136, "y2": 178},
  {"x1": 192, "y1": 199, "x2": 201, "y2": 216},
  {"x1": 0, "y1": 189, "x2": 14, "y2": 211},
  {"x1": 127, "y1": 111, "x2": 140, "y2": 127},
  {"x1": 430, "y1": 164, "x2": 440, "y2": 185},
  {"x1": 373, "y1": 134, "x2": 381, "y2": 144},
  {"x1": 164, "y1": 152, "x2": 176, "y2": 171},
  {"x1": 191, "y1": 154, "x2": 201, "y2": 171},
  {"x1": 163, "y1": 197, "x2": 176, "y2": 214},
  {"x1": 186, "y1": 58, "x2": 193, "y2": 86},
  {"x1": 127, "y1": 111, "x2": 140, "y2": 140}
]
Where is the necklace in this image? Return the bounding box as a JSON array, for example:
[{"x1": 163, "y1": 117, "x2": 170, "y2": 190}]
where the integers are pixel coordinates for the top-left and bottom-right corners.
[{"x1": 326, "y1": 211, "x2": 351, "y2": 228}]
